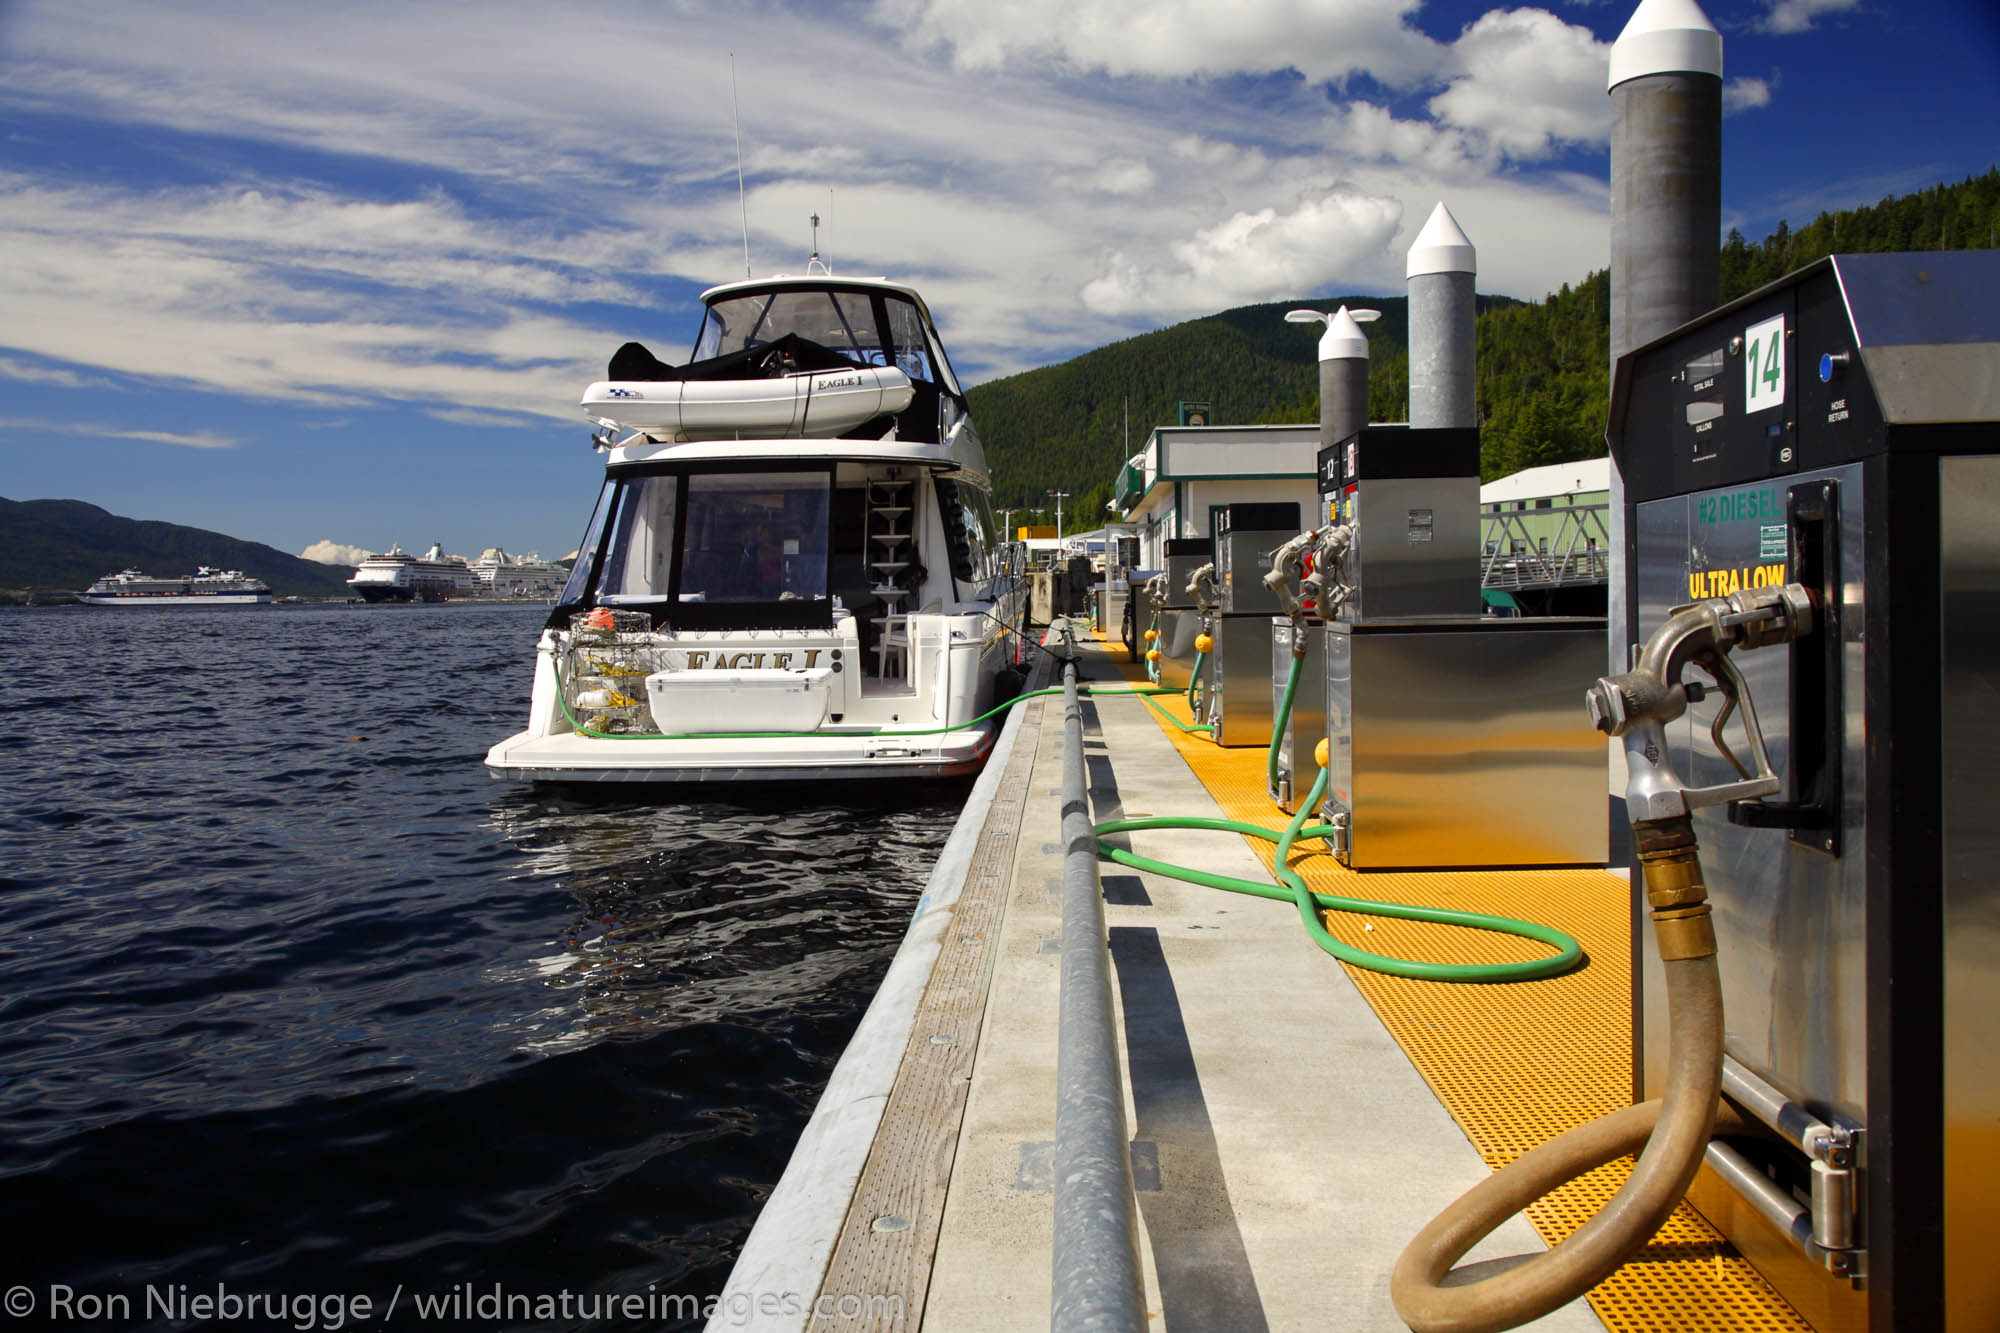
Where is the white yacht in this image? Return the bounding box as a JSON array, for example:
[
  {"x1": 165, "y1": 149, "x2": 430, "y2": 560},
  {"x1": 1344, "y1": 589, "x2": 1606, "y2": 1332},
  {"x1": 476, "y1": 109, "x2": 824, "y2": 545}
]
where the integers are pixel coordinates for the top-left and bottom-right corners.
[
  {"x1": 485, "y1": 271, "x2": 1028, "y2": 783},
  {"x1": 347, "y1": 543, "x2": 479, "y2": 602}
]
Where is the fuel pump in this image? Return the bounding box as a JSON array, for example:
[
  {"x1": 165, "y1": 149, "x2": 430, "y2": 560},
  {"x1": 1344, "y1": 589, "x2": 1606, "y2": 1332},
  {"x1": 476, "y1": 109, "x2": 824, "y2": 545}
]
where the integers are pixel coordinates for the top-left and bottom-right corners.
[
  {"x1": 1397, "y1": 251, "x2": 2000, "y2": 1333},
  {"x1": 1393, "y1": 581, "x2": 1814, "y2": 1333},
  {"x1": 1145, "y1": 538, "x2": 1215, "y2": 695},
  {"x1": 1263, "y1": 525, "x2": 1350, "y2": 808},
  {"x1": 1206, "y1": 502, "x2": 1300, "y2": 746},
  {"x1": 1318, "y1": 425, "x2": 1606, "y2": 868}
]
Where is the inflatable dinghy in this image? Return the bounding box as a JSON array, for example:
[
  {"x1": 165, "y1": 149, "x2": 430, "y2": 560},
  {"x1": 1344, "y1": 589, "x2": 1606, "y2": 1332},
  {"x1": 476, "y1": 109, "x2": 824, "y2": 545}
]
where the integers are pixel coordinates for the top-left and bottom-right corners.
[
  {"x1": 582, "y1": 333, "x2": 913, "y2": 441},
  {"x1": 583, "y1": 365, "x2": 913, "y2": 441}
]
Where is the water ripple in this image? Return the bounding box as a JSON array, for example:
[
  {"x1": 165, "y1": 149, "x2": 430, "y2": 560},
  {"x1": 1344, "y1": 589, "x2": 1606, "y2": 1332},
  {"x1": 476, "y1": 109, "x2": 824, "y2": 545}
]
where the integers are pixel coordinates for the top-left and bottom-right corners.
[{"x1": 0, "y1": 603, "x2": 966, "y2": 1322}]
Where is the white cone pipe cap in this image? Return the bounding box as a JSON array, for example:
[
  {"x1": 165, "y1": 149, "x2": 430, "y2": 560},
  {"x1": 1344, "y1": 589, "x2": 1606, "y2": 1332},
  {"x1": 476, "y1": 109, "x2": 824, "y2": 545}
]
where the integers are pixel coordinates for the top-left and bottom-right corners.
[
  {"x1": 1321, "y1": 306, "x2": 1372, "y2": 361},
  {"x1": 1287, "y1": 304, "x2": 1378, "y2": 360},
  {"x1": 1406, "y1": 201, "x2": 1476, "y2": 278},
  {"x1": 1609, "y1": 0, "x2": 1722, "y2": 89}
]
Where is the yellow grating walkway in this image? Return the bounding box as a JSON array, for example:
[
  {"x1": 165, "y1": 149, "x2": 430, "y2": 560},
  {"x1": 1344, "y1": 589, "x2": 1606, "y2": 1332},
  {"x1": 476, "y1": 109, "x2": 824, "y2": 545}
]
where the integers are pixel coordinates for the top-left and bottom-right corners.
[{"x1": 1094, "y1": 638, "x2": 1809, "y2": 1332}]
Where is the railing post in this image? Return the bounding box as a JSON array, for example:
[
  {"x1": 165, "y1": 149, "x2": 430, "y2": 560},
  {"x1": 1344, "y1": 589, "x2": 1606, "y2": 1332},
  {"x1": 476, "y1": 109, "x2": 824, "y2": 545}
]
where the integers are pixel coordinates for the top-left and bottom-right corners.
[{"x1": 1050, "y1": 626, "x2": 1146, "y2": 1333}]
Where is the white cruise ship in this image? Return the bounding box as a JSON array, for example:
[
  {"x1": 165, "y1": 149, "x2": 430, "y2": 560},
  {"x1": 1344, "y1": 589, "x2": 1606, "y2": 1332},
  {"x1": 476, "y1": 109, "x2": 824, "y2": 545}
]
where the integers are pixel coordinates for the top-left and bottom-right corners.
[
  {"x1": 471, "y1": 549, "x2": 568, "y2": 599},
  {"x1": 80, "y1": 567, "x2": 272, "y2": 605},
  {"x1": 346, "y1": 544, "x2": 479, "y2": 602}
]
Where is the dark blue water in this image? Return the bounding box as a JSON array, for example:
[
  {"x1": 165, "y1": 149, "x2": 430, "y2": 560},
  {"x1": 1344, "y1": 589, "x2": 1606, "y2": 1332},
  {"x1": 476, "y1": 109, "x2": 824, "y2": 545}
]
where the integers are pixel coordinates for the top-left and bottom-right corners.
[{"x1": 0, "y1": 604, "x2": 966, "y2": 1329}]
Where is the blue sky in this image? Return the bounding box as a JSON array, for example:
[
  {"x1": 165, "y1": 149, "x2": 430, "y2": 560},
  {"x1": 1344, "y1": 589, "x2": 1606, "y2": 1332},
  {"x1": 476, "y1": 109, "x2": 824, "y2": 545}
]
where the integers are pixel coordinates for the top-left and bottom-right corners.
[{"x1": 2, "y1": 0, "x2": 1995, "y2": 564}]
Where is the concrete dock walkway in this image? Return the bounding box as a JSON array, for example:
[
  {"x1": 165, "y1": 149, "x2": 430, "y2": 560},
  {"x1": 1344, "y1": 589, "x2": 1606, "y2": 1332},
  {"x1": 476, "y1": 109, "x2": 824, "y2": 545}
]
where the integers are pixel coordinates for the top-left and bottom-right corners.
[
  {"x1": 712, "y1": 630, "x2": 1812, "y2": 1332},
  {"x1": 914, "y1": 647, "x2": 1601, "y2": 1332}
]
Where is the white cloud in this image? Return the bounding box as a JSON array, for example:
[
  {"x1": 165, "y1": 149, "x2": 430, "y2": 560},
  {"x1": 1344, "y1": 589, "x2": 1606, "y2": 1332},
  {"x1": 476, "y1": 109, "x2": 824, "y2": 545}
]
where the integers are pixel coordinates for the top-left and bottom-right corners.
[
  {"x1": 872, "y1": 0, "x2": 1446, "y2": 87},
  {"x1": 0, "y1": 0, "x2": 1631, "y2": 411},
  {"x1": 301, "y1": 540, "x2": 373, "y2": 566},
  {"x1": 1082, "y1": 192, "x2": 1405, "y2": 318},
  {"x1": 1760, "y1": 0, "x2": 1862, "y2": 35},
  {"x1": 1725, "y1": 77, "x2": 1773, "y2": 114},
  {"x1": 0, "y1": 355, "x2": 119, "y2": 389},
  {"x1": 1427, "y1": 8, "x2": 1611, "y2": 159},
  {"x1": 0, "y1": 416, "x2": 238, "y2": 448}
]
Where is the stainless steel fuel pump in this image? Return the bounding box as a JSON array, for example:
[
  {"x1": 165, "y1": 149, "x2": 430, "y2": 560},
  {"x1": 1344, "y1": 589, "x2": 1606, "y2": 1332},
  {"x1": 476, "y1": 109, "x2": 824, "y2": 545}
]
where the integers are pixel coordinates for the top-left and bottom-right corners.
[{"x1": 1393, "y1": 581, "x2": 1817, "y2": 1333}]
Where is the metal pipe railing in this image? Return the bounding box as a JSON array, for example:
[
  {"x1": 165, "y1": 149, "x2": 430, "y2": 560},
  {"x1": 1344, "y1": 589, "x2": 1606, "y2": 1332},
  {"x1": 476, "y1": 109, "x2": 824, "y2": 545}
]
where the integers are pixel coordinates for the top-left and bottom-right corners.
[{"x1": 1049, "y1": 623, "x2": 1147, "y2": 1332}]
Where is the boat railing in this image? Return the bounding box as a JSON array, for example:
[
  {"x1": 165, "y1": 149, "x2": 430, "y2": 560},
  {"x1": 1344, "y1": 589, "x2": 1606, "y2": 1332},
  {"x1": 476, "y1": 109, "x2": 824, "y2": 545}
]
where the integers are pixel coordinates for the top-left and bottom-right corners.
[{"x1": 1050, "y1": 622, "x2": 1147, "y2": 1332}]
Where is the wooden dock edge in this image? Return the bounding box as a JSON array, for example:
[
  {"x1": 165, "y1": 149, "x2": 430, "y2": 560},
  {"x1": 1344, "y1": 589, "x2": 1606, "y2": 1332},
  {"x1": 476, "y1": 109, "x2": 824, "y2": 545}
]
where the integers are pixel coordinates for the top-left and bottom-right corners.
[{"x1": 706, "y1": 641, "x2": 1059, "y2": 1332}]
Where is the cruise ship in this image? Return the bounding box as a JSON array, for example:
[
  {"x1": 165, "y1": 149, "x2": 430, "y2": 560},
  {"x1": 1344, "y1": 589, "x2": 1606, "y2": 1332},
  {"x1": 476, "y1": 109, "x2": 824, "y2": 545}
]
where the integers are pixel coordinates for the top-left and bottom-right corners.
[
  {"x1": 346, "y1": 544, "x2": 479, "y2": 602},
  {"x1": 80, "y1": 567, "x2": 272, "y2": 605},
  {"x1": 470, "y1": 548, "x2": 567, "y2": 599}
]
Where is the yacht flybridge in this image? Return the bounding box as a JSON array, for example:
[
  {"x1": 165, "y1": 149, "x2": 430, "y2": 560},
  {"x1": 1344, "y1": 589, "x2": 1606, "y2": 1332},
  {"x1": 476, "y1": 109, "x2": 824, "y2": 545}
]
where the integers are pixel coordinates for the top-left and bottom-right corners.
[{"x1": 485, "y1": 273, "x2": 1028, "y2": 783}]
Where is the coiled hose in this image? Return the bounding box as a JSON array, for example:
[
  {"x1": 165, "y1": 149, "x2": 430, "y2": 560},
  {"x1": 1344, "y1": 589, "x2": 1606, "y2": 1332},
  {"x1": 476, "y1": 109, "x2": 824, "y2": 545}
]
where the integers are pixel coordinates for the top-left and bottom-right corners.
[
  {"x1": 1389, "y1": 814, "x2": 1725, "y2": 1331},
  {"x1": 1096, "y1": 767, "x2": 1580, "y2": 984}
]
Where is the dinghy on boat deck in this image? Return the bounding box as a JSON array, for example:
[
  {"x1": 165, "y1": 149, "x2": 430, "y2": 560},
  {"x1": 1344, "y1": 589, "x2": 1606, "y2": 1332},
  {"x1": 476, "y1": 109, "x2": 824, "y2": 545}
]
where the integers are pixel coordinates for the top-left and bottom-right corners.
[
  {"x1": 581, "y1": 365, "x2": 913, "y2": 442},
  {"x1": 582, "y1": 329, "x2": 915, "y2": 443}
]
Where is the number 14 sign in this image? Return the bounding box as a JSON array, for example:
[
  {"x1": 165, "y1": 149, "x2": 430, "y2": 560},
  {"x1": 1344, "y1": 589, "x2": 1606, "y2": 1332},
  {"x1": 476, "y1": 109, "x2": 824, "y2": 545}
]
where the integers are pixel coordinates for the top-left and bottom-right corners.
[{"x1": 1744, "y1": 314, "x2": 1786, "y2": 413}]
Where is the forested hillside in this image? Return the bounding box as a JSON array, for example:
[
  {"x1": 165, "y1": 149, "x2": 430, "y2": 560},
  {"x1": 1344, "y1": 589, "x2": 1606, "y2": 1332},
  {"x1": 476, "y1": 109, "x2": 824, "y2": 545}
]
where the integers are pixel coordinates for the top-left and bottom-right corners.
[
  {"x1": 969, "y1": 295, "x2": 1520, "y2": 528},
  {"x1": 972, "y1": 166, "x2": 2000, "y2": 531},
  {"x1": 0, "y1": 498, "x2": 354, "y2": 597}
]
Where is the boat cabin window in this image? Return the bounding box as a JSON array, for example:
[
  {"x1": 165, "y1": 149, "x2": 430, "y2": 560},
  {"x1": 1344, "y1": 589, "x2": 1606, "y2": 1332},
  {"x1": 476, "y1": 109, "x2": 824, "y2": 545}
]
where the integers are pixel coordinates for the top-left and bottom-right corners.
[
  {"x1": 576, "y1": 468, "x2": 836, "y2": 629},
  {"x1": 598, "y1": 475, "x2": 680, "y2": 602},
  {"x1": 678, "y1": 471, "x2": 830, "y2": 608},
  {"x1": 557, "y1": 479, "x2": 617, "y2": 608},
  {"x1": 935, "y1": 477, "x2": 1000, "y2": 598}
]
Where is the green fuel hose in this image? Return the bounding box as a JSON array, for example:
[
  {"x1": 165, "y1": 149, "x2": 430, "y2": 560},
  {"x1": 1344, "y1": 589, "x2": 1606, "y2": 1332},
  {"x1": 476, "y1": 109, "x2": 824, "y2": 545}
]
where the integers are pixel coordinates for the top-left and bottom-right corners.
[
  {"x1": 1186, "y1": 647, "x2": 1208, "y2": 711},
  {"x1": 1266, "y1": 640, "x2": 1303, "y2": 798},
  {"x1": 1134, "y1": 685, "x2": 1214, "y2": 736},
  {"x1": 552, "y1": 653, "x2": 1178, "y2": 741},
  {"x1": 1095, "y1": 767, "x2": 1582, "y2": 983}
]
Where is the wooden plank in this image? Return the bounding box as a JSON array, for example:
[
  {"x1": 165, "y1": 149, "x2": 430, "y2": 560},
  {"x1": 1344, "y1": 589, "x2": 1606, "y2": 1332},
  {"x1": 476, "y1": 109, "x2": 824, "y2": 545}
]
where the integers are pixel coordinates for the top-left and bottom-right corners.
[{"x1": 807, "y1": 663, "x2": 1053, "y2": 1331}]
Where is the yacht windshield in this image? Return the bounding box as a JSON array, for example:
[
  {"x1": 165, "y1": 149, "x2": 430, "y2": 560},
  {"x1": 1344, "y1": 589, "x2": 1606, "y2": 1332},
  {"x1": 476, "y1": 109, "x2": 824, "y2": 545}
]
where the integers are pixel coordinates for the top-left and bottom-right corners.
[{"x1": 692, "y1": 289, "x2": 941, "y2": 385}]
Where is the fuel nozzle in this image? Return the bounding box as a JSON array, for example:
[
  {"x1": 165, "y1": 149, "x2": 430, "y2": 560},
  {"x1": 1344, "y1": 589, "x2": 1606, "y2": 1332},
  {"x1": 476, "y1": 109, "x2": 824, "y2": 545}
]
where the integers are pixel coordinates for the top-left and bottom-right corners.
[
  {"x1": 1305, "y1": 521, "x2": 1356, "y2": 617},
  {"x1": 1185, "y1": 561, "x2": 1220, "y2": 615},
  {"x1": 1263, "y1": 531, "x2": 1319, "y2": 616},
  {"x1": 1587, "y1": 583, "x2": 1815, "y2": 825}
]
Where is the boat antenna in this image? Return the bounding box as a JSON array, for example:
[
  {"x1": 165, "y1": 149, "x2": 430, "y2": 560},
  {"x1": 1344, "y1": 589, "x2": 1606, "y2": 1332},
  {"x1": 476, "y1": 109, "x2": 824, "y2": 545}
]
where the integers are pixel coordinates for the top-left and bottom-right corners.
[
  {"x1": 730, "y1": 53, "x2": 750, "y2": 277},
  {"x1": 808, "y1": 211, "x2": 830, "y2": 275}
]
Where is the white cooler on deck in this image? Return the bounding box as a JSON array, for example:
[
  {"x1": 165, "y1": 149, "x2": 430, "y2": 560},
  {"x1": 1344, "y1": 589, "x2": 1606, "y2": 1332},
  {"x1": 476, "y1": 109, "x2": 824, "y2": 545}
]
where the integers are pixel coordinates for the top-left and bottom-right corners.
[{"x1": 644, "y1": 668, "x2": 833, "y2": 733}]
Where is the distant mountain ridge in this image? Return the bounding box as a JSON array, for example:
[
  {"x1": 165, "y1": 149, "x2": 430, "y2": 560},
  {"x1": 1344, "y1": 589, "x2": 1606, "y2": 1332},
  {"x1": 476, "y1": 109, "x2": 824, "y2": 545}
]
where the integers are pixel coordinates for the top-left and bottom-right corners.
[{"x1": 0, "y1": 498, "x2": 355, "y2": 597}]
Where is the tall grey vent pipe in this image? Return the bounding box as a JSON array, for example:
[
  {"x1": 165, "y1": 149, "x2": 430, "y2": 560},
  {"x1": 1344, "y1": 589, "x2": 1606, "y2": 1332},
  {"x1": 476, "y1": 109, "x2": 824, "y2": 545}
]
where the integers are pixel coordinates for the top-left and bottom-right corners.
[
  {"x1": 1609, "y1": 0, "x2": 1723, "y2": 367},
  {"x1": 1406, "y1": 202, "x2": 1477, "y2": 430},
  {"x1": 1288, "y1": 305, "x2": 1378, "y2": 452},
  {"x1": 1606, "y1": 0, "x2": 1723, "y2": 783}
]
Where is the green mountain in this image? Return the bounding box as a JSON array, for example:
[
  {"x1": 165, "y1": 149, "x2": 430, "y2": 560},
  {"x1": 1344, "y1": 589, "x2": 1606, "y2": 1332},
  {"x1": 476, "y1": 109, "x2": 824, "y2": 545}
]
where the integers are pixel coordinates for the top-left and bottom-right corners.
[
  {"x1": 0, "y1": 498, "x2": 355, "y2": 598},
  {"x1": 968, "y1": 295, "x2": 1519, "y2": 524},
  {"x1": 971, "y1": 166, "x2": 2000, "y2": 531}
]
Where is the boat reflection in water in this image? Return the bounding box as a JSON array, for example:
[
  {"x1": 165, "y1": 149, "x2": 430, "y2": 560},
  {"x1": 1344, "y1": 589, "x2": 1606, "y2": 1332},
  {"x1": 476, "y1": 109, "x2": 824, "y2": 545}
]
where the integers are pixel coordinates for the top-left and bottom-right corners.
[{"x1": 481, "y1": 781, "x2": 967, "y2": 1054}]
